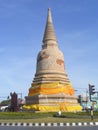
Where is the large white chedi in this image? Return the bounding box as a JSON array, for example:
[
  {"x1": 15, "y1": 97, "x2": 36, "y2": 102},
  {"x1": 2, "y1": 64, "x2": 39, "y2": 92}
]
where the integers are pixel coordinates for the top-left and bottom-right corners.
[
  {"x1": 34, "y1": 8, "x2": 69, "y2": 84},
  {"x1": 24, "y1": 8, "x2": 82, "y2": 112}
]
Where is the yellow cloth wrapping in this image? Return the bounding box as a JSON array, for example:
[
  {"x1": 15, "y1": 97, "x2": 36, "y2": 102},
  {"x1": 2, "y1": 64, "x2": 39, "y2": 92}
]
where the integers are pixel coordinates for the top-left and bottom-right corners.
[
  {"x1": 24, "y1": 82, "x2": 82, "y2": 112},
  {"x1": 29, "y1": 82, "x2": 74, "y2": 96},
  {"x1": 23, "y1": 103, "x2": 82, "y2": 112}
]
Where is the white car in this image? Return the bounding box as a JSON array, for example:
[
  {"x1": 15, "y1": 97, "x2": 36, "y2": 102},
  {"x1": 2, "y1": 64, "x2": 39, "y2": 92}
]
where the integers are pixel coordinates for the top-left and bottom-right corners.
[{"x1": 0, "y1": 106, "x2": 8, "y2": 111}]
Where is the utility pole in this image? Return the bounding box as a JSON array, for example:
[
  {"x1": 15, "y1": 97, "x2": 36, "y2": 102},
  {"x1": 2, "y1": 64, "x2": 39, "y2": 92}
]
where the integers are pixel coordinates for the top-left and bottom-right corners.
[{"x1": 86, "y1": 88, "x2": 88, "y2": 107}]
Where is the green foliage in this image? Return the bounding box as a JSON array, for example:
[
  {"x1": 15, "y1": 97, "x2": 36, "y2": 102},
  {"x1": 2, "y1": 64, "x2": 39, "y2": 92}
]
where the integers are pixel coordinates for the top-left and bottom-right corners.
[
  {"x1": 0, "y1": 111, "x2": 98, "y2": 120},
  {"x1": 0, "y1": 111, "x2": 98, "y2": 123},
  {"x1": 0, "y1": 112, "x2": 54, "y2": 119},
  {"x1": 0, "y1": 99, "x2": 11, "y2": 106}
]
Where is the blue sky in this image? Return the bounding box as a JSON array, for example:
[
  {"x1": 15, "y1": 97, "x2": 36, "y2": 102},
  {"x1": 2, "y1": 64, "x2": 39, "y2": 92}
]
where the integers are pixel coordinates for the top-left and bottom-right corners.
[{"x1": 0, "y1": 0, "x2": 98, "y2": 100}]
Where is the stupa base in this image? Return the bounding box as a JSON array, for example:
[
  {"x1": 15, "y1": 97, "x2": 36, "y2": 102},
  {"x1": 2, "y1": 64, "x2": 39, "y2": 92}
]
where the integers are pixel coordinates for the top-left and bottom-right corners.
[{"x1": 24, "y1": 94, "x2": 82, "y2": 112}]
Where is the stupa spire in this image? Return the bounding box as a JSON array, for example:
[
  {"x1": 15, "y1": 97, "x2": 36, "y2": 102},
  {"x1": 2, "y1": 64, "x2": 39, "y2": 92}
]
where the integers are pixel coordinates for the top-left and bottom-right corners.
[{"x1": 42, "y1": 8, "x2": 57, "y2": 47}]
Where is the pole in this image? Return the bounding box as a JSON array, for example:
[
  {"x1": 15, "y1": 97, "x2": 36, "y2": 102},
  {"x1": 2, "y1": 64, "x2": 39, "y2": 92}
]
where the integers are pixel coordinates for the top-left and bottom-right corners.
[
  {"x1": 90, "y1": 107, "x2": 94, "y2": 121},
  {"x1": 86, "y1": 88, "x2": 88, "y2": 107}
]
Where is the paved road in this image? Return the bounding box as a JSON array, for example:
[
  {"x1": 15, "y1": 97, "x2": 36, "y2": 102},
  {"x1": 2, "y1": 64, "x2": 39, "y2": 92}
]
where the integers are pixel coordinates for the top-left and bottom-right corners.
[{"x1": 0, "y1": 126, "x2": 98, "y2": 130}]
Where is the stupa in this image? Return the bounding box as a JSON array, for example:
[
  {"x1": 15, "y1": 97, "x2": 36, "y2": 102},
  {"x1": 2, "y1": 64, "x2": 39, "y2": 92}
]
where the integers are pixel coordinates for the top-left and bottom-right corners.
[{"x1": 24, "y1": 8, "x2": 82, "y2": 112}]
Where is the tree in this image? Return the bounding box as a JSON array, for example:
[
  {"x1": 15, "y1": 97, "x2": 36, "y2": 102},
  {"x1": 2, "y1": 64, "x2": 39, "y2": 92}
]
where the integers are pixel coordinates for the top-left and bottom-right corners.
[{"x1": 0, "y1": 99, "x2": 11, "y2": 106}]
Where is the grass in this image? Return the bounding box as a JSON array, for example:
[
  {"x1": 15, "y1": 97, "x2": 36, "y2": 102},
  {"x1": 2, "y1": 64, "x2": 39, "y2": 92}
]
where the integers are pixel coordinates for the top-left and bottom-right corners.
[{"x1": 0, "y1": 111, "x2": 98, "y2": 123}]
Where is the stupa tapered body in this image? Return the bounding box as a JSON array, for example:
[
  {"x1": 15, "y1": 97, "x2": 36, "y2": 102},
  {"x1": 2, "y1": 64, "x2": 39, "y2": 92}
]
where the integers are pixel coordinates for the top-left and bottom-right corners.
[{"x1": 24, "y1": 9, "x2": 82, "y2": 112}]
